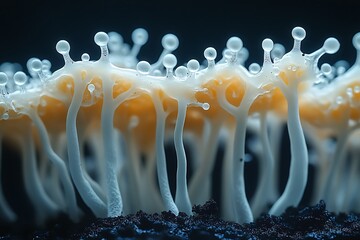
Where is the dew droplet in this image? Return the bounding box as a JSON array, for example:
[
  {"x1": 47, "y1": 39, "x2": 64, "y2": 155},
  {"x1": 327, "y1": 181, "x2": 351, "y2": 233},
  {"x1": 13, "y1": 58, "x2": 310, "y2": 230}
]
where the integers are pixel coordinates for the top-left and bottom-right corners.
[
  {"x1": 175, "y1": 66, "x2": 188, "y2": 80},
  {"x1": 2, "y1": 113, "x2": 9, "y2": 120},
  {"x1": 13, "y1": 71, "x2": 27, "y2": 86},
  {"x1": 88, "y1": 84, "x2": 95, "y2": 93},
  {"x1": 81, "y1": 53, "x2": 90, "y2": 61},
  {"x1": 202, "y1": 102, "x2": 210, "y2": 110},
  {"x1": 187, "y1": 59, "x2": 200, "y2": 73},
  {"x1": 163, "y1": 54, "x2": 177, "y2": 69},
  {"x1": 249, "y1": 63, "x2": 260, "y2": 74},
  {"x1": 321, "y1": 63, "x2": 332, "y2": 74},
  {"x1": 136, "y1": 61, "x2": 151, "y2": 75},
  {"x1": 31, "y1": 59, "x2": 42, "y2": 72}
]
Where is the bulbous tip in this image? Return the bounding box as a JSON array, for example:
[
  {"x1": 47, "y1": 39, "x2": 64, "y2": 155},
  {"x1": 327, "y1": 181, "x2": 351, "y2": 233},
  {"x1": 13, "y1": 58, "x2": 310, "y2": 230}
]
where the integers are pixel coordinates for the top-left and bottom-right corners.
[
  {"x1": 226, "y1": 36, "x2": 243, "y2": 52},
  {"x1": 163, "y1": 54, "x2": 177, "y2": 69},
  {"x1": 56, "y1": 40, "x2": 70, "y2": 54},
  {"x1": 204, "y1": 47, "x2": 217, "y2": 61},
  {"x1": 271, "y1": 43, "x2": 285, "y2": 60},
  {"x1": 0, "y1": 72, "x2": 8, "y2": 86},
  {"x1": 249, "y1": 63, "x2": 261, "y2": 74},
  {"x1": 175, "y1": 66, "x2": 188, "y2": 79},
  {"x1": 108, "y1": 31, "x2": 123, "y2": 52},
  {"x1": 187, "y1": 59, "x2": 200, "y2": 73},
  {"x1": 352, "y1": 32, "x2": 360, "y2": 50},
  {"x1": 94, "y1": 32, "x2": 109, "y2": 47},
  {"x1": 262, "y1": 38, "x2": 274, "y2": 52},
  {"x1": 323, "y1": 37, "x2": 340, "y2": 54},
  {"x1": 162, "y1": 34, "x2": 179, "y2": 51},
  {"x1": 87, "y1": 83, "x2": 95, "y2": 93},
  {"x1": 321, "y1": 63, "x2": 332, "y2": 75},
  {"x1": 132, "y1": 28, "x2": 148, "y2": 45},
  {"x1": 13, "y1": 71, "x2": 27, "y2": 86},
  {"x1": 81, "y1": 53, "x2": 90, "y2": 61},
  {"x1": 202, "y1": 102, "x2": 210, "y2": 110},
  {"x1": 30, "y1": 58, "x2": 43, "y2": 72},
  {"x1": 136, "y1": 61, "x2": 151, "y2": 75},
  {"x1": 292, "y1": 27, "x2": 306, "y2": 41}
]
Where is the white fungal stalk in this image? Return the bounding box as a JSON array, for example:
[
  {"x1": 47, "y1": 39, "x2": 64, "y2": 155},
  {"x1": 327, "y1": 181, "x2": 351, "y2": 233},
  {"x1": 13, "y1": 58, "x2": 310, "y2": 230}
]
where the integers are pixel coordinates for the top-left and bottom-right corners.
[
  {"x1": 153, "y1": 92, "x2": 179, "y2": 215},
  {"x1": 174, "y1": 100, "x2": 192, "y2": 215}
]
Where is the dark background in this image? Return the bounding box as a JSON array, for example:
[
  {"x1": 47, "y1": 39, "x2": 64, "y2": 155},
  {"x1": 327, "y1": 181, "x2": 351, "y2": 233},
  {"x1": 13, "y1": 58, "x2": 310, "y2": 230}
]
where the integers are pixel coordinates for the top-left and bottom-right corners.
[{"x1": 0, "y1": 0, "x2": 360, "y2": 71}]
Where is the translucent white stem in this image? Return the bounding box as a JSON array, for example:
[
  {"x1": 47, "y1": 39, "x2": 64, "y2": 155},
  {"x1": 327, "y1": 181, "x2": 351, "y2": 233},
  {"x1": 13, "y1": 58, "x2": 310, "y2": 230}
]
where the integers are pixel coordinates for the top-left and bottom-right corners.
[
  {"x1": 189, "y1": 119, "x2": 221, "y2": 204},
  {"x1": 342, "y1": 148, "x2": 359, "y2": 211},
  {"x1": 346, "y1": 146, "x2": 360, "y2": 211},
  {"x1": 269, "y1": 90, "x2": 308, "y2": 216},
  {"x1": 46, "y1": 164, "x2": 66, "y2": 210},
  {"x1": 323, "y1": 129, "x2": 349, "y2": 211},
  {"x1": 174, "y1": 101, "x2": 192, "y2": 215},
  {"x1": 251, "y1": 111, "x2": 274, "y2": 217},
  {"x1": 101, "y1": 77, "x2": 123, "y2": 217},
  {"x1": 218, "y1": 87, "x2": 254, "y2": 223},
  {"x1": 0, "y1": 135, "x2": 17, "y2": 222},
  {"x1": 89, "y1": 132, "x2": 106, "y2": 188},
  {"x1": 66, "y1": 82, "x2": 107, "y2": 217},
  {"x1": 78, "y1": 133, "x2": 106, "y2": 203},
  {"x1": 22, "y1": 128, "x2": 58, "y2": 224},
  {"x1": 153, "y1": 95, "x2": 178, "y2": 215},
  {"x1": 331, "y1": 123, "x2": 360, "y2": 210},
  {"x1": 221, "y1": 128, "x2": 236, "y2": 221},
  {"x1": 321, "y1": 128, "x2": 349, "y2": 210},
  {"x1": 31, "y1": 111, "x2": 82, "y2": 221},
  {"x1": 308, "y1": 136, "x2": 330, "y2": 205},
  {"x1": 144, "y1": 151, "x2": 164, "y2": 212},
  {"x1": 124, "y1": 131, "x2": 142, "y2": 212},
  {"x1": 268, "y1": 118, "x2": 283, "y2": 202},
  {"x1": 232, "y1": 111, "x2": 253, "y2": 223}
]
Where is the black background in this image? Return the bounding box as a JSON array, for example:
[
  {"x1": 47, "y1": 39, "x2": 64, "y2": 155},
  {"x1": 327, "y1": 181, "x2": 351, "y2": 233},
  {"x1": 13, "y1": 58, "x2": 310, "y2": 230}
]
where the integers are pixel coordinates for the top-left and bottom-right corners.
[{"x1": 0, "y1": 0, "x2": 360, "y2": 71}]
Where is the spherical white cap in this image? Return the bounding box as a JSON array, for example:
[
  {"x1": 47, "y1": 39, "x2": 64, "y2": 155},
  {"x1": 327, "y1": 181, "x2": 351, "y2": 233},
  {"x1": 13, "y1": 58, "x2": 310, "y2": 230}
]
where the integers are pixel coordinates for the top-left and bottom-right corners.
[
  {"x1": 175, "y1": 66, "x2": 188, "y2": 79},
  {"x1": 226, "y1": 37, "x2": 243, "y2": 52},
  {"x1": 262, "y1": 38, "x2": 274, "y2": 52},
  {"x1": 162, "y1": 34, "x2": 179, "y2": 51},
  {"x1": 204, "y1": 47, "x2": 217, "y2": 60},
  {"x1": 187, "y1": 59, "x2": 200, "y2": 72},
  {"x1": 94, "y1": 32, "x2": 109, "y2": 47},
  {"x1": 323, "y1": 37, "x2": 340, "y2": 54},
  {"x1": 0, "y1": 72, "x2": 8, "y2": 86},
  {"x1": 163, "y1": 54, "x2": 177, "y2": 69},
  {"x1": 136, "y1": 61, "x2": 151, "y2": 74},
  {"x1": 14, "y1": 71, "x2": 27, "y2": 86},
  {"x1": 56, "y1": 40, "x2": 70, "y2": 54},
  {"x1": 292, "y1": 27, "x2": 306, "y2": 41},
  {"x1": 132, "y1": 28, "x2": 148, "y2": 45}
]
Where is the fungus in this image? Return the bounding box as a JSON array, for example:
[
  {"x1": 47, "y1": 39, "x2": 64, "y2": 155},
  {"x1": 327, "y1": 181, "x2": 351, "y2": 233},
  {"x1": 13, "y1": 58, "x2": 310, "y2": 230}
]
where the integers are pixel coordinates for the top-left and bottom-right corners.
[{"x1": 0, "y1": 27, "x2": 359, "y2": 226}]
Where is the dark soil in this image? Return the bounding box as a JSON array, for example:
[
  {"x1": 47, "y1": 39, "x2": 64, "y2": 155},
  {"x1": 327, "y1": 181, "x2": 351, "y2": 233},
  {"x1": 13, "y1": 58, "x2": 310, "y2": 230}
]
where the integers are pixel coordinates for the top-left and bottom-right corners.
[{"x1": 1, "y1": 200, "x2": 359, "y2": 239}]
